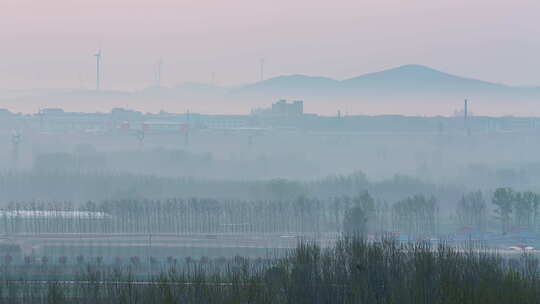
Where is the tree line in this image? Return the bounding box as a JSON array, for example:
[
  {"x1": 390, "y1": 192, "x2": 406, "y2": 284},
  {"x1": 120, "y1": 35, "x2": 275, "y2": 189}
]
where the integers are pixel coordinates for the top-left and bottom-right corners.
[
  {"x1": 0, "y1": 237, "x2": 538, "y2": 303},
  {"x1": 1, "y1": 187, "x2": 539, "y2": 237}
]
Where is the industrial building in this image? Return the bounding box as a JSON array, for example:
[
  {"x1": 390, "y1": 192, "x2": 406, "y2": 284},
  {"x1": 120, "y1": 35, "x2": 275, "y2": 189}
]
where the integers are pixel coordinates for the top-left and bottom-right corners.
[{"x1": 251, "y1": 99, "x2": 304, "y2": 117}]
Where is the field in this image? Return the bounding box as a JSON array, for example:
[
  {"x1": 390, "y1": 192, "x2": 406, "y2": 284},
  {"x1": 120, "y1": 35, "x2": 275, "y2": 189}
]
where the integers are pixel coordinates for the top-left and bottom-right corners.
[{"x1": 1, "y1": 115, "x2": 540, "y2": 303}]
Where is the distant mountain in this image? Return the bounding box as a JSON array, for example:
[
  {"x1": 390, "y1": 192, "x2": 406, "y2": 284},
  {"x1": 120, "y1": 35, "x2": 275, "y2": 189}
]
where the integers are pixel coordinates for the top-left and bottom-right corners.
[
  {"x1": 341, "y1": 64, "x2": 506, "y2": 91},
  {"x1": 232, "y1": 64, "x2": 540, "y2": 100},
  {"x1": 229, "y1": 75, "x2": 330, "y2": 97},
  {"x1": 138, "y1": 83, "x2": 228, "y2": 99},
  {"x1": 239, "y1": 75, "x2": 338, "y2": 91},
  {"x1": 3, "y1": 65, "x2": 540, "y2": 116},
  {"x1": 224, "y1": 64, "x2": 540, "y2": 115}
]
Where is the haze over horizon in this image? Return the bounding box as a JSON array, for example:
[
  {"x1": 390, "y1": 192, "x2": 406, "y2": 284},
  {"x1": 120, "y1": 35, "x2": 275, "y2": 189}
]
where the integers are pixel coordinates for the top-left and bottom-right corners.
[
  {"x1": 4, "y1": 2, "x2": 540, "y2": 301},
  {"x1": 2, "y1": 0, "x2": 540, "y2": 91}
]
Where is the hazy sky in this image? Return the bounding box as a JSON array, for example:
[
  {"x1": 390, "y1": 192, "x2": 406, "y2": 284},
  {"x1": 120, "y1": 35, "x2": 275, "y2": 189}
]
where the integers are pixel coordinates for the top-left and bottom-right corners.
[{"x1": 2, "y1": 0, "x2": 540, "y2": 90}]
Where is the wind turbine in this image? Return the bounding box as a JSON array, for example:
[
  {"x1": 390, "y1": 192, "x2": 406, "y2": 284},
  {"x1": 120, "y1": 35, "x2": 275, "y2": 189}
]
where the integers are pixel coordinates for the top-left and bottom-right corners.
[
  {"x1": 259, "y1": 58, "x2": 265, "y2": 82},
  {"x1": 94, "y1": 49, "x2": 102, "y2": 90}
]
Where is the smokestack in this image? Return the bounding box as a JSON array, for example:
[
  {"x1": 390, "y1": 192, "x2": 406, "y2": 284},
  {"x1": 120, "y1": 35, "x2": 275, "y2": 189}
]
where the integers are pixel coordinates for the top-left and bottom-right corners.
[
  {"x1": 464, "y1": 99, "x2": 468, "y2": 120},
  {"x1": 464, "y1": 99, "x2": 469, "y2": 135},
  {"x1": 94, "y1": 49, "x2": 102, "y2": 90}
]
